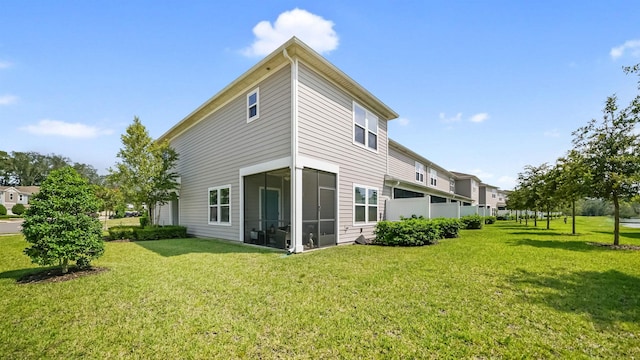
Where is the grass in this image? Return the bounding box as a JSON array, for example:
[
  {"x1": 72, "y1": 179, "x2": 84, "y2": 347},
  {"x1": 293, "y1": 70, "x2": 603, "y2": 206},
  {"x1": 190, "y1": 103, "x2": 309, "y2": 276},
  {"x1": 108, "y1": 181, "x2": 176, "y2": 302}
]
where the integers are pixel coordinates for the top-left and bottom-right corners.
[{"x1": 1, "y1": 216, "x2": 639, "y2": 358}]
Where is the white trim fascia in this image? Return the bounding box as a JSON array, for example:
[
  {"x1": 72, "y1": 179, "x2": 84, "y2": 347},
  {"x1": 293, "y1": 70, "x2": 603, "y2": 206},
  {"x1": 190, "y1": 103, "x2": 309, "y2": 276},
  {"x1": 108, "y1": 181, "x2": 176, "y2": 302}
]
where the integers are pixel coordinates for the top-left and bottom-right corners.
[
  {"x1": 239, "y1": 157, "x2": 292, "y2": 177},
  {"x1": 298, "y1": 156, "x2": 340, "y2": 174}
]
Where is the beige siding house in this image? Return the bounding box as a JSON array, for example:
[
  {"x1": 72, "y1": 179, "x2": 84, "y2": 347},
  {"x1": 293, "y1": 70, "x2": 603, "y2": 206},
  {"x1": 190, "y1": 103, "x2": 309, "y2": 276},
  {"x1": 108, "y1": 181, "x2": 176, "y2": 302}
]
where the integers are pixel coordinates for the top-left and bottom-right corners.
[
  {"x1": 451, "y1": 172, "x2": 481, "y2": 205},
  {"x1": 0, "y1": 186, "x2": 38, "y2": 214},
  {"x1": 479, "y1": 183, "x2": 500, "y2": 215},
  {"x1": 157, "y1": 37, "x2": 398, "y2": 252}
]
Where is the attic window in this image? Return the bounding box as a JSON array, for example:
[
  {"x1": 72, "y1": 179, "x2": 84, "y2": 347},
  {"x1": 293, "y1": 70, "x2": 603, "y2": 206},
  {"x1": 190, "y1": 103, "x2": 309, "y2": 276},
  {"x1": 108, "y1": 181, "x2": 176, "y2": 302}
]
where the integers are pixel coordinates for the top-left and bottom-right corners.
[{"x1": 247, "y1": 88, "x2": 259, "y2": 122}]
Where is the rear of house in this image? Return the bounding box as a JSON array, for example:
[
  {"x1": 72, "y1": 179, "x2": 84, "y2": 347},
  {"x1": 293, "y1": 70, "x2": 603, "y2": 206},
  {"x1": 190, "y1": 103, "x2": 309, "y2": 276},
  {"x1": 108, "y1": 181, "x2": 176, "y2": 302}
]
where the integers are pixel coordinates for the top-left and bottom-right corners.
[{"x1": 157, "y1": 37, "x2": 397, "y2": 252}]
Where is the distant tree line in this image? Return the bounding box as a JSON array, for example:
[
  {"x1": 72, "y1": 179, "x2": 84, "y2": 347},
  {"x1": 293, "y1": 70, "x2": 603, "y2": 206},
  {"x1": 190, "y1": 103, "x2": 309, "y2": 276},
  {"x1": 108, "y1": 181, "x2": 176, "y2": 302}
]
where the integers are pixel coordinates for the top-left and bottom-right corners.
[{"x1": 0, "y1": 150, "x2": 103, "y2": 186}]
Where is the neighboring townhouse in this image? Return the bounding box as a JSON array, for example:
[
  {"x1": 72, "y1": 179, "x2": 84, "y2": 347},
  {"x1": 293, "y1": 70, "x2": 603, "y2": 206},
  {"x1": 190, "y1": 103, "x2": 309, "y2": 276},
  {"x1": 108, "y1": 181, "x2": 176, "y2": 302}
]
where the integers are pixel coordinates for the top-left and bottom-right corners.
[
  {"x1": 478, "y1": 183, "x2": 500, "y2": 215},
  {"x1": 156, "y1": 37, "x2": 398, "y2": 252},
  {"x1": 384, "y1": 139, "x2": 474, "y2": 219},
  {"x1": 497, "y1": 189, "x2": 510, "y2": 210},
  {"x1": 0, "y1": 186, "x2": 38, "y2": 213},
  {"x1": 451, "y1": 172, "x2": 482, "y2": 205}
]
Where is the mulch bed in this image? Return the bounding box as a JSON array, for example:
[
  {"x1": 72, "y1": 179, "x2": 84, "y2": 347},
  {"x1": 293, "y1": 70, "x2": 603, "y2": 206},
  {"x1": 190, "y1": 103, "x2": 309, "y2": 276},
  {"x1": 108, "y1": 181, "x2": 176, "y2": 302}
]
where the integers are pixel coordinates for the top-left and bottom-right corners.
[
  {"x1": 587, "y1": 242, "x2": 640, "y2": 251},
  {"x1": 18, "y1": 267, "x2": 108, "y2": 284}
]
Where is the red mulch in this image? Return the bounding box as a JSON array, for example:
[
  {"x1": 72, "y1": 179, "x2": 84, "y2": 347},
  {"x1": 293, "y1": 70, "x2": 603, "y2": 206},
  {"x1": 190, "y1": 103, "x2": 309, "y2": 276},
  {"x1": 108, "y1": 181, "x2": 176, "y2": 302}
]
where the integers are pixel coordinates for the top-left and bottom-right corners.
[
  {"x1": 587, "y1": 242, "x2": 640, "y2": 251},
  {"x1": 18, "y1": 267, "x2": 109, "y2": 284}
]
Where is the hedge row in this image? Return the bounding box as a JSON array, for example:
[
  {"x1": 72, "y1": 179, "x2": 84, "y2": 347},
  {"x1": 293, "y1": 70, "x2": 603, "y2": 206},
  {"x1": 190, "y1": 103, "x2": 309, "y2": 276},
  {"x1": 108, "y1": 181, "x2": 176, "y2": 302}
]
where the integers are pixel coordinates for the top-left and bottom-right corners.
[
  {"x1": 374, "y1": 217, "x2": 462, "y2": 246},
  {"x1": 460, "y1": 214, "x2": 484, "y2": 229},
  {"x1": 107, "y1": 225, "x2": 187, "y2": 241}
]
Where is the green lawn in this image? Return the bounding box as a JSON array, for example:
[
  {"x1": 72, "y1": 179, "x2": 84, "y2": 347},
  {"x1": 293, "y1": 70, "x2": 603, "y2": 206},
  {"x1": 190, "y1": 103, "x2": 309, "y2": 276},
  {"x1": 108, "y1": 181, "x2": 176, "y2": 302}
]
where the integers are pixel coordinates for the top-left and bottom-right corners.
[{"x1": 1, "y1": 216, "x2": 639, "y2": 358}]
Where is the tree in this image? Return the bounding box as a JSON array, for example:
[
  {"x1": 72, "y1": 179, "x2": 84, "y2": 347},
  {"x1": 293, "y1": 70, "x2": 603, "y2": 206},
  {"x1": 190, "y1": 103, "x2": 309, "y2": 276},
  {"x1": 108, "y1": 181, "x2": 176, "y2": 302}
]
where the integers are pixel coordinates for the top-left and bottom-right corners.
[
  {"x1": 108, "y1": 117, "x2": 179, "y2": 225},
  {"x1": 572, "y1": 87, "x2": 640, "y2": 245},
  {"x1": 554, "y1": 151, "x2": 590, "y2": 234},
  {"x1": 22, "y1": 167, "x2": 104, "y2": 273},
  {"x1": 517, "y1": 163, "x2": 550, "y2": 227},
  {"x1": 0, "y1": 151, "x2": 11, "y2": 186}
]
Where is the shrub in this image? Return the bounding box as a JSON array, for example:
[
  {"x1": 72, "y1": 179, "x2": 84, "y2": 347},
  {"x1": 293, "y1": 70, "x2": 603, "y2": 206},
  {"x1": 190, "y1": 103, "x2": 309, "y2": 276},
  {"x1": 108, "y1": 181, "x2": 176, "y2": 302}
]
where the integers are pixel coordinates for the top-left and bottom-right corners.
[
  {"x1": 0, "y1": 204, "x2": 6, "y2": 216},
  {"x1": 460, "y1": 214, "x2": 484, "y2": 229},
  {"x1": 107, "y1": 225, "x2": 141, "y2": 240},
  {"x1": 374, "y1": 218, "x2": 440, "y2": 246},
  {"x1": 431, "y1": 218, "x2": 462, "y2": 238},
  {"x1": 11, "y1": 203, "x2": 26, "y2": 216},
  {"x1": 139, "y1": 213, "x2": 150, "y2": 227},
  {"x1": 134, "y1": 226, "x2": 187, "y2": 241},
  {"x1": 496, "y1": 215, "x2": 510, "y2": 221},
  {"x1": 484, "y1": 216, "x2": 497, "y2": 224}
]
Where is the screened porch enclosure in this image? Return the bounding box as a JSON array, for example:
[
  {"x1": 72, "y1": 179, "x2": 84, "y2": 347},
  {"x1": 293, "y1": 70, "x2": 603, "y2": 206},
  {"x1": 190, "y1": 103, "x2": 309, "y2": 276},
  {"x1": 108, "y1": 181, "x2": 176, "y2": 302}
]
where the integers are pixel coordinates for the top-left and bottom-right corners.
[
  {"x1": 244, "y1": 169, "x2": 291, "y2": 249},
  {"x1": 243, "y1": 167, "x2": 337, "y2": 250}
]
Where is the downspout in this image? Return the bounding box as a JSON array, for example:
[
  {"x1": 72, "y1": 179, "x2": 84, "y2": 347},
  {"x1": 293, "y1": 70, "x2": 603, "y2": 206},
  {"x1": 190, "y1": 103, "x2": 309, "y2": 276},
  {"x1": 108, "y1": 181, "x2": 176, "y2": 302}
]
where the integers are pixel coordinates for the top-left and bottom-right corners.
[{"x1": 283, "y1": 48, "x2": 301, "y2": 253}]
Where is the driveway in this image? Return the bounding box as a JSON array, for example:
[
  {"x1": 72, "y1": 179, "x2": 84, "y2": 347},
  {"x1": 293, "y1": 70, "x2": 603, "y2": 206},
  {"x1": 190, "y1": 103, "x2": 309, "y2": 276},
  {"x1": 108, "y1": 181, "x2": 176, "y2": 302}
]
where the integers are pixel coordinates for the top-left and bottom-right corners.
[{"x1": 0, "y1": 219, "x2": 23, "y2": 234}]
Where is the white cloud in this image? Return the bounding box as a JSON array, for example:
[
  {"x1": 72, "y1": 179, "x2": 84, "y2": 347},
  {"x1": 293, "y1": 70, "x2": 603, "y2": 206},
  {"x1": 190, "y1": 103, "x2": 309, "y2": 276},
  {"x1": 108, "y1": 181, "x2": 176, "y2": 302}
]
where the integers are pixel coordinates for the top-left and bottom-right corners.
[
  {"x1": 0, "y1": 61, "x2": 11, "y2": 69},
  {"x1": 496, "y1": 176, "x2": 516, "y2": 190},
  {"x1": 396, "y1": 117, "x2": 410, "y2": 126},
  {"x1": 439, "y1": 112, "x2": 462, "y2": 123},
  {"x1": 469, "y1": 113, "x2": 489, "y2": 123},
  {"x1": 0, "y1": 95, "x2": 18, "y2": 105},
  {"x1": 243, "y1": 8, "x2": 339, "y2": 56},
  {"x1": 544, "y1": 129, "x2": 560, "y2": 138},
  {"x1": 610, "y1": 39, "x2": 640, "y2": 60},
  {"x1": 20, "y1": 119, "x2": 114, "y2": 138}
]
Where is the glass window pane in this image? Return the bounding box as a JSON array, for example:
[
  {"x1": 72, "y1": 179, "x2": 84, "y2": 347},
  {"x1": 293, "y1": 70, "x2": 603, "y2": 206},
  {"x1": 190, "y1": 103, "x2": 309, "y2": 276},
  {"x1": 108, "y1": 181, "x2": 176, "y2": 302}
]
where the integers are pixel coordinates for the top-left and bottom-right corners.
[
  {"x1": 368, "y1": 113, "x2": 378, "y2": 132},
  {"x1": 249, "y1": 105, "x2": 257, "y2": 118},
  {"x1": 354, "y1": 125, "x2": 365, "y2": 144},
  {"x1": 368, "y1": 189, "x2": 377, "y2": 205},
  {"x1": 368, "y1": 206, "x2": 378, "y2": 223},
  {"x1": 221, "y1": 206, "x2": 230, "y2": 223},
  {"x1": 249, "y1": 92, "x2": 257, "y2": 105},
  {"x1": 220, "y1": 187, "x2": 229, "y2": 205},
  {"x1": 210, "y1": 189, "x2": 218, "y2": 205},
  {"x1": 355, "y1": 187, "x2": 366, "y2": 204},
  {"x1": 355, "y1": 206, "x2": 366, "y2": 222},
  {"x1": 210, "y1": 206, "x2": 218, "y2": 222},
  {"x1": 368, "y1": 132, "x2": 377, "y2": 150},
  {"x1": 354, "y1": 105, "x2": 366, "y2": 126}
]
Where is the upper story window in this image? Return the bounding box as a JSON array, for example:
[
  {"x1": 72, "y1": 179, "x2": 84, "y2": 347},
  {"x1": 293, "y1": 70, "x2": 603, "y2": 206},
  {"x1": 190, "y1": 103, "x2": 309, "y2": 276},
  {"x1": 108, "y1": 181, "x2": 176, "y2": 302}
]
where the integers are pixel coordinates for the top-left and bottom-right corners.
[
  {"x1": 491, "y1": 189, "x2": 497, "y2": 198},
  {"x1": 9, "y1": 193, "x2": 13, "y2": 201},
  {"x1": 415, "y1": 162, "x2": 425, "y2": 183},
  {"x1": 472, "y1": 180, "x2": 477, "y2": 193},
  {"x1": 209, "y1": 185, "x2": 231, "y2": 225},
  {"x1": 353, "y1": 103, "x2": 378, "y2": 151},
  {"x1": 354, "y1": 185, "x2": 378, "y2": 224},
  {"x1": 247, "y1": 88, "x2": 259, "y2": 122},
  {"x1": 449, "y1": 179, "x2": 455, "y2": 193},
  {"x1": 19, "y1": 194, "x2": 23, "y2": 202},
  {"x1": 429, "y1": 169, "x2": 437, "y2": 187}
]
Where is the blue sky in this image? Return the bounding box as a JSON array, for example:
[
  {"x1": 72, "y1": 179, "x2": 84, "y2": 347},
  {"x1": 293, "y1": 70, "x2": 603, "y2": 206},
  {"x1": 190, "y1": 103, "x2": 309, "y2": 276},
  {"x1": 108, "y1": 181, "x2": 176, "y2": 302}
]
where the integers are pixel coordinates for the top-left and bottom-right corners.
[{"x1": 1, "y1": 1, "x2": 639, "y2": 189}]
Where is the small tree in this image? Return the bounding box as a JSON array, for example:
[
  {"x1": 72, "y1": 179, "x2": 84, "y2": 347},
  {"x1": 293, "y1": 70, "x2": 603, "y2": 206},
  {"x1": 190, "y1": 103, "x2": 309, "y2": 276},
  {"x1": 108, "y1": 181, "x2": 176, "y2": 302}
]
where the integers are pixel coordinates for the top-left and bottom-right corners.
[
  {"x1": 22, "y1": 167, "x2": 104, "y2": 273},
  {"x1": 0, "y1": 204, "x2": 6, "y2": 216},
  {"x1": 554, "y1": 150, "x2": 590, "y2": 234},
  {"x1": 108, "y1": 117, "x2": 179, "y2": 225}
]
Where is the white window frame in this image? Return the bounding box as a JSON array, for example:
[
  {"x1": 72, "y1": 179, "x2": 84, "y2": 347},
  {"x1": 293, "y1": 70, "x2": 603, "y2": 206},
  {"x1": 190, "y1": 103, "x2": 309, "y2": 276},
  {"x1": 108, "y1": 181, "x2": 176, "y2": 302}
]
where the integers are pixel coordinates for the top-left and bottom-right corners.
[
  {"x1": 352, "y1": 102, "x2": 378, "y2": 152},
  {"x1": 208, "y1": 185, "x2": 231, "y2": 226},
  {"x1": 247, "y1": 88, "x2": 259, "y2": 123},
  {"x1": 449, "y1": 178, "x2": 455, "y2": 193},
  {"x1": 429, "y1": 168, "x2": 438, "y2": 187},
  {"x1": 19, "y1": 194, "x2": 23, "y2": 202},
  {"x1": 491, "y1": 189, "x2": 497, "y2": 199},
  {"x1": 9, "y1": 193, "x2": 13, "y2": 201},
  {"x1": 353, "y1": 184, "x2": 379, "y2": 225},
  {"x1": 415, "y1": 162, "x2": 425, "y2": 183},
  {"x1": 472, "y1": 180, "x2": 477, "y2": 193}
]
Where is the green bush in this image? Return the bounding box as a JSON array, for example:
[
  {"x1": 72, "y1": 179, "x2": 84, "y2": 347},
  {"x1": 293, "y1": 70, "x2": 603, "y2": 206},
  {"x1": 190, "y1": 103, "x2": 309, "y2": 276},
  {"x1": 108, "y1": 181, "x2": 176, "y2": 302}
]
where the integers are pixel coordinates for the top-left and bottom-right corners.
[
  {"x1": 484, "y1": 216, "x2": 497, "y2": 224},
  {"x1": 0, "y1": 204, "x2": 6, "y2": 216},
  {"x1": 374, "y1": 218, "x2": 440, "y2": 246},
  {"x1": 134, "y1": 226, "x2": 187, "y2": 241},
  {"x1": 496, "y1": 215, "x2": 510, "y2": 220},
  {"x1": 139, "y1": 213, "x2": 150, "y2": 227},
  {"x1": 11, "y1": 203, "x2": 26, "y2": 216},
  {"x1": 431, "y1": 218, "x2": 462, "y2": 238},
  {"x1": 107, "y1": 225, "x2": 141, "y2": 240},
  {"x1": 460, "y1": 214, "x2": 484, "y2": 229}
]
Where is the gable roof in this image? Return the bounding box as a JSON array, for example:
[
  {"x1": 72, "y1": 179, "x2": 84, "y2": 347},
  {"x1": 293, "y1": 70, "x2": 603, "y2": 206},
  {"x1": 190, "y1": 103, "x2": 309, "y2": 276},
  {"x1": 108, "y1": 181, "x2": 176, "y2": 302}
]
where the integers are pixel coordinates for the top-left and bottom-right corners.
[
  {"x1": 158, "y1": 37, "x2": 399, "y2": 142},
  {"x1": 451, "y1": 171, "x2": 482, "y2": 183},
  {"x1": 0, "y1": 186, "x2": 39, "y2": 195}
]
